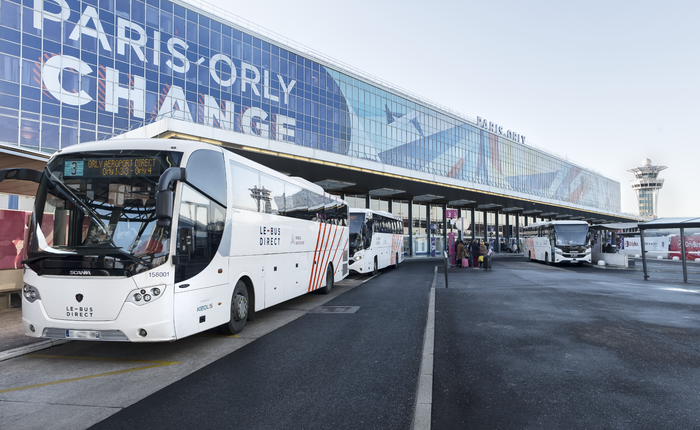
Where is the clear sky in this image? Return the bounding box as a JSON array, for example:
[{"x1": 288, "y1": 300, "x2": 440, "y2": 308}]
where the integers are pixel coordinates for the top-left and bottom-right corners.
[{"x1": 199, "y1": 0, "x2": 699, "y2": 218}]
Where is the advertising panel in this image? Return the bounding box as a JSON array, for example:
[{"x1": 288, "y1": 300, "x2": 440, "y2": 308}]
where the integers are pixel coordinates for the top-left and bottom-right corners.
[
  {"x1": 620, "y1": 236, "x2": 669, "y2": 259},
  {"x1": 0, "y1": 209, "x2": 29, "y2": 270},
  {"x1": 669, "y1": 235, "x2": 700, "y2": 261}
]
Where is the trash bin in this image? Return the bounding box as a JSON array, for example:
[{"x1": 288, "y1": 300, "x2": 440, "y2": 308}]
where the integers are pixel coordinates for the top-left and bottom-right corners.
[{"x1": 483, "y1": 255, "x2": 492, "y2": 270}]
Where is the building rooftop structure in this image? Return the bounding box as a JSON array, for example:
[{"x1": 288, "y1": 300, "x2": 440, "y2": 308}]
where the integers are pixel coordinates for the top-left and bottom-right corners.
[{"x1": 628, "y1": 159, "x2": 667, "y2": 219}]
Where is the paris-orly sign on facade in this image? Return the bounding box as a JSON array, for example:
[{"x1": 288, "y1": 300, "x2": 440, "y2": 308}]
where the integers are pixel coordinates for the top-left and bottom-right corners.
[{"x1": 27, "y1": 0, "x2": 349, "y2": 145}]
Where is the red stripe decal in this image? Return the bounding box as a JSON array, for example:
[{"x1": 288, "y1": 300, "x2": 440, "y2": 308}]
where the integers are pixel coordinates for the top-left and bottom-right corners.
[{"x1": 307, "y1": 222, "x2": 325, "y2": 292}]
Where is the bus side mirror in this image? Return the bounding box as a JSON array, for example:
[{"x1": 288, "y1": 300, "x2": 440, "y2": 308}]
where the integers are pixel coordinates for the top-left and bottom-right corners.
[
  {"x1": 156, "y1": 190, "x2": 173, "y2": 227},
  {"x1": 156, "y1": 167, "x2": 187, "y2": 227},
  {"x1": 172, "y1": 227, "x2": 193, "y2": 265}
]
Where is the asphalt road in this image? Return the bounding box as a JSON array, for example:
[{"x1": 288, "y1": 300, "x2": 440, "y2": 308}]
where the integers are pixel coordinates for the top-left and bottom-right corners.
[
  {"x1": 89, "y1": 260, "x2": 434, "y2": 430},
  {"x1": 434, "y1": 259, "x2": 700, "y2": 429},
  {"x1": 4, "y1": 257, "x2": 700, "y2": 429}
]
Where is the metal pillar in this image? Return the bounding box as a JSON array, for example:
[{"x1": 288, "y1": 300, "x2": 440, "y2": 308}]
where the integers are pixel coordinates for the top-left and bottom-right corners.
[
  {"x1": 495, "y1": 212, "x2": 500, "y2": 252},
  {"x1": 365, "y1": 194, "x2": 370, "y2": 209},
  {"x1": 470, "y1": 208, "x2": 476, "y2": 241},
  {"x1": 505, "y1": 215, "x2": 511, "y2": 247},
  {"x1": 408, "y1": 201, "x2": 414, "y2": 256},
  {"x1": 641, "y1": 228, "x2": 648, "y2": 280},
  {"x1": 681, "y1": 228, "x2": 688, "y2": 283},
  {"x1": 516, "y1": 214, "x2": 520, "y2": 252},
  {"x1": 427, "y1": 204, "x2": 432, "y2": 257},
  {"x1": 442, "y1": 203, "x2": 448, "y2": 251}
]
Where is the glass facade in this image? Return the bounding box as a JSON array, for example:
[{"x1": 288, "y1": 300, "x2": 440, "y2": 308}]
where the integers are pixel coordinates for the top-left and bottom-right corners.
[{"x1": 0, "y1": 0, "x2": 620, "y2": 214}]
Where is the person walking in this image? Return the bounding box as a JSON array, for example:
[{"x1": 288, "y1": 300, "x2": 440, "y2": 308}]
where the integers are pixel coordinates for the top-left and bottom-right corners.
[
  {"x1": 455, "y1": 240, "x2": 466, "y2": 267},
  {"x1": 479, "y1": 241, "x2": 487, "y2": 268},
  {"x1": 470, "y1": 239, "x2": 480, "y2": 270}
]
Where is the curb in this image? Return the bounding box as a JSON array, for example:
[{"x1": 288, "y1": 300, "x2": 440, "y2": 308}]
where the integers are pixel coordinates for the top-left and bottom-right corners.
[{"x1": 0, "y1": 339, "x2": 70, "y2": 362}]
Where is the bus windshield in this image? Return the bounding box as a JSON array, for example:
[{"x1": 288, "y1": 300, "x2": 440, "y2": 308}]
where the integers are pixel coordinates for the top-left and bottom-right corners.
[
  {"x1": 349, "y1": 213, "x2": 366, "y2": 252},
  {"x1": 27, "y1": 150, "x2": 182, "y2": 275},
  {"x1": 553, "y1": 224, "x2": 589, "y2": 246}
]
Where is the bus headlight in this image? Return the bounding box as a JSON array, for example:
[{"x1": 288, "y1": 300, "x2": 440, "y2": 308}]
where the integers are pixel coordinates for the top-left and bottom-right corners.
[
  {"x1": 585, "y1": 248, "x2": 591, "y2": 254},
  {"x1": 555, "y1": 248, "x2": 563, "y2": 254},
  {"x1": 127, "y1": 286, "x2": 166, "y2": 306},
  {"x1": 23, "y1": 284, "x2": 40, "y2": 303}
]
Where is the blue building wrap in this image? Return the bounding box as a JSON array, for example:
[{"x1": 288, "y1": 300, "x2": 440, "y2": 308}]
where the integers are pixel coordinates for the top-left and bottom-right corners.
[{"x1": 0, "y1": 0, "x2": 621, "y2": 213}]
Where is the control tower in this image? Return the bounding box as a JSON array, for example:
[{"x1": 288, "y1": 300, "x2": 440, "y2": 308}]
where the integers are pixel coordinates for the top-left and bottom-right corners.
[{"x1": 628, "y1": 158, "x2": 667, "y2": 218}]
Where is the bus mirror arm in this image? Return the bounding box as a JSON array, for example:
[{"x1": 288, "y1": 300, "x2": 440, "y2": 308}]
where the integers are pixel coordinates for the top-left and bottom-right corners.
[
  {"x1": 156, "y1": 167, "x2": 187, "y2": 227},
  {"x1": 0, "y1": 168, "x2": 43, "y2": 184}
]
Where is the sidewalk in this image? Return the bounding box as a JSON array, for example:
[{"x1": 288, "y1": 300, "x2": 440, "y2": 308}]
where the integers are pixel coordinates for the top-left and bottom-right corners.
[{"x1": 0, "y1": 308, "x2": 68, "y2": 361}]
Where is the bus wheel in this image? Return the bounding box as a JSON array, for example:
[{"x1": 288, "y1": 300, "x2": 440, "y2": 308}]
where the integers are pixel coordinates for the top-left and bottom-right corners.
[
  {"x1": 394, "y1": 253, "x2": 400, "y2": 269},
  {"x1": 373, "y1": 257, "x2": 379, "y2": 275},
  {"x1": 220, "y1": 280, "x2": 249, "y2": 335},
  {"x1": 528, "y1": 251, "x2": 532, "y2": 261},
  {"x1": 545, "y1": 253, "x2": 551, "y2": 265},
  {"x1": 320, "y1": 265, "x2": 333, "y2": 295}
]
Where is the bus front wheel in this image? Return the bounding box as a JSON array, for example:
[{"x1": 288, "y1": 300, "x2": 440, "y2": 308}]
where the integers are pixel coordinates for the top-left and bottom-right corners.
[
  {"x1": 220, "y1": 280, "x2": 249, "y2": 335},
  {"x1": 373, "y1": 257, "x2": 379, "y2": 275},
  {"x1": 320, "y1": 265, "x2": 333, "y2": 295}
]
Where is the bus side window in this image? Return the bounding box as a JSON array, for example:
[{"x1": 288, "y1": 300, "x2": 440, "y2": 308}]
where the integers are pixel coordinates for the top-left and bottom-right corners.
[
  {"x1": 260, "y1": 173, "x2": 284, "y2": 215},
  {"x1": 187, "y1": 150, "x2": 227, "y2": 207},
  {"x1": 230, "y1": 161, "x2": 259, "y2": 212},
  {"x1": 283, "y1": 183, "x2": 306, "y2": 219}
]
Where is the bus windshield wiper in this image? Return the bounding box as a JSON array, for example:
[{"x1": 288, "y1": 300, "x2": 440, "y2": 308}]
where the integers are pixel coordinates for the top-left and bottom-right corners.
[
  {"x1": 71, "y1": 245, "x2": 151, "y2": 266},
  {"x1": 46, "y1": 172, "x2": 112, "y2": 240},
  {"x1": 22, "y1": 255, "x2": 56, "y2": 265}
]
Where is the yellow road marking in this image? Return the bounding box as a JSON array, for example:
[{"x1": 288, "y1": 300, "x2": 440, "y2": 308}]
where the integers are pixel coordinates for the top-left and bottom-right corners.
[{"x1": 0, "y1": 354, "x2": 181, "y2": 394}]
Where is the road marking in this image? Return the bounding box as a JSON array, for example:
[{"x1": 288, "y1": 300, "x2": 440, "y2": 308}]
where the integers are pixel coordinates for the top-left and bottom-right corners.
[
  {"x1": 412, "y1": 266, "x2": 436, "y2": 430},
  {"x1": 0, "y1": 354, "x2": 181, "y2": 394}
]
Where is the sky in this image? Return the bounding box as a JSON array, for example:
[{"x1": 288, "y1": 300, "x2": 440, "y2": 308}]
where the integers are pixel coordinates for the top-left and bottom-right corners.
[{"x1": 197, "y1": 0, "x2": 699, "y2": 218}]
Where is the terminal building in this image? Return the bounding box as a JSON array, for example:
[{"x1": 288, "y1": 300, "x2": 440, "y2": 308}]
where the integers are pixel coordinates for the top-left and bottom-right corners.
[{"x1": 0, "y1": 0, "x2": 639, "y2": 261}]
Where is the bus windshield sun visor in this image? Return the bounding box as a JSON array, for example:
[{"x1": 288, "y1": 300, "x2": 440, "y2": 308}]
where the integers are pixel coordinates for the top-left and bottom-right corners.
[
  {"x1": 156, "y1": 167, "x2": 187, "y2": 227},
  {"x1": 0, "y1": 168, "x2": 44, "y2": 184}
]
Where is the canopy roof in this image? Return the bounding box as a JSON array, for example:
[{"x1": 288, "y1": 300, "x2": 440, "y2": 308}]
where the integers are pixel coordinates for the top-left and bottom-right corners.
[{"x1": 639, "y1": 217, "x2": 700, "y2": 231}]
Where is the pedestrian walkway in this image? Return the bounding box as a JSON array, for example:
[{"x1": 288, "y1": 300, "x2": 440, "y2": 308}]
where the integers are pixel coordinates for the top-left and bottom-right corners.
[{"x1": 0, "y1": 308, "x2": 68, "y2": 361}]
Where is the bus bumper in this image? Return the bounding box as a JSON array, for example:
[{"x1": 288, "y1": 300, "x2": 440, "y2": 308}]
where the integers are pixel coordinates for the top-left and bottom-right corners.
[{"x1": 22, "y1": 294, "x2": 177, "y2": 342}]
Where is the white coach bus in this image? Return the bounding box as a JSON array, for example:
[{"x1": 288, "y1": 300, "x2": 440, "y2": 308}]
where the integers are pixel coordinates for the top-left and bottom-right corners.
[
  {"x1": 522, "y1": 220, "x2": 591, "y2": 265},
  {"x1": 348, "y1": 208, "x2": 404, "y2": 275},
  {"x1": 0, "y1": 139, "x2": 349, "y2": 342}
]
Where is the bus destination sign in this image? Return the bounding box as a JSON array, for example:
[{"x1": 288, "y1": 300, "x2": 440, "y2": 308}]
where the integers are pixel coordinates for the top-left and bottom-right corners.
[{"x1": 64, "y1": 158, "x2": 161, "y2": 178}]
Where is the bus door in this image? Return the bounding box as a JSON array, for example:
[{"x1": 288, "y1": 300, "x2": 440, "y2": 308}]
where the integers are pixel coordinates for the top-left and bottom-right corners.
[{"x1": 172, "y1": 183, "x2": 228, "y2": 337}]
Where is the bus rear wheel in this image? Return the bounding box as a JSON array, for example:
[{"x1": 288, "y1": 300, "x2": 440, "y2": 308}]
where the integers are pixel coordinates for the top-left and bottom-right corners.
[
  {"x1": 394, "y1": 253, "x2": 400, "y2": 269},
  {"x1": 220, "y1": 280, "x2": 249, "y2": 335},
  {"x1": 320, "y1": 265, "x2": 333, "y2": 295}
]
